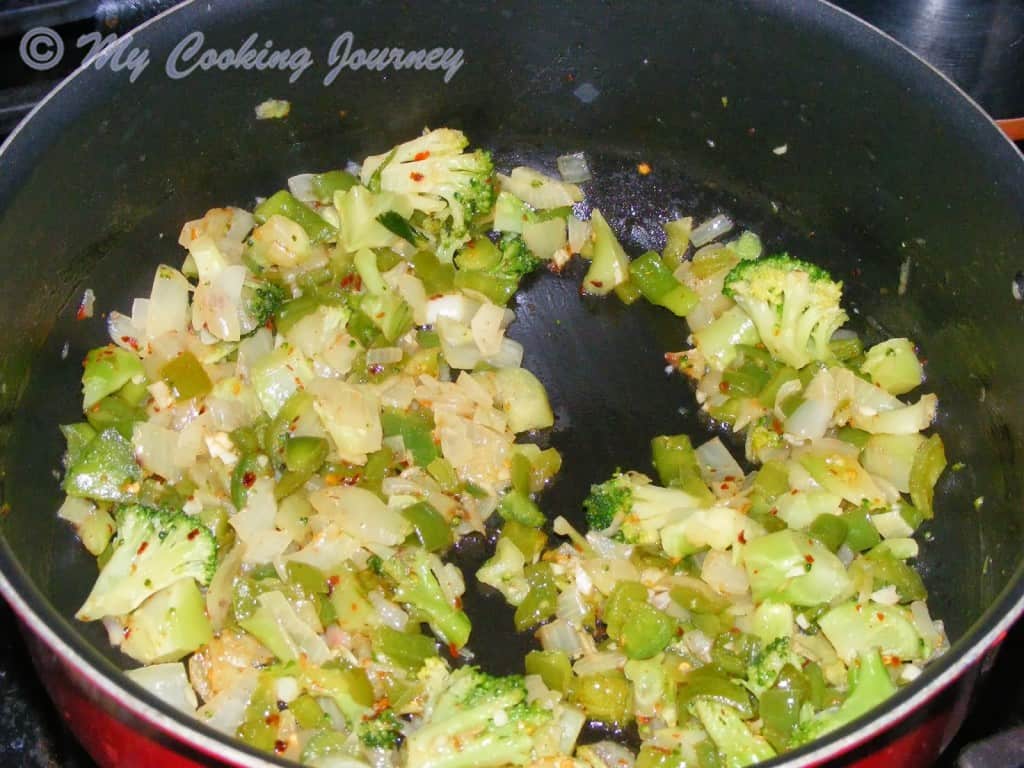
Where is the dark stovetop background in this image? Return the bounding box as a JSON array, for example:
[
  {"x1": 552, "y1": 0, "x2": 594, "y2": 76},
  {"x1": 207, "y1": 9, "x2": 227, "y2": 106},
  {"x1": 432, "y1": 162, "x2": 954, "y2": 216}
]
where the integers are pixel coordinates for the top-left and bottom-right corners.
[{"x1": 0, "y1": 1, "x2": 1022, "y2": 766}]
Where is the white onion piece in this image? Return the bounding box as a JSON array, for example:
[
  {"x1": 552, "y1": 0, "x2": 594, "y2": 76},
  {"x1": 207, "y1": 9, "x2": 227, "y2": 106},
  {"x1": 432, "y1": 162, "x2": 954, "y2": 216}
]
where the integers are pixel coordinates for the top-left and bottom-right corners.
[
  {"x1": 582, "y1": 741, "x2": 636, "y2": 768},
  {"x1": 910, "y1": 601, "x2": 942, "y2": 656},
  {"x1": 572, "y1": 651, "x2": 626, "y2": 676},
  {"x1": 683, "y1": 630, "x2": 713, "y2": 663},
  {"x1": 366, "y1": 347, "x2": 403, "y2": 366},
  {"x1": 556, "y1": 587, "x2": 588, "y2": 626},
  {"x1": 126, "y1": 663, "x2": 199, "y2": 714},
  {"x1": 426, "y1": 294, "x2": 481, "y2": 325},
  {"x1": 701, "y1": 550, "x2": 749, "y2": 595},
  {"x1": 690, "y1": 214, "x2": 734, "y2": 247},
  {"x1": 197, "y1": 672, "x2": 259, "y2": 735},
  {"x1": 538, "y1": 619, "x2": 584, "y2": 657},
  {"x1": 567, "y1": 215, "x2": 592, "y2": 254},
  {"x1": 368, "y1": 590, "x2": 409, "y2": 631},
  {"x1": 287, "y1": 173, "x2": 317, "y2": 202},
  {"x1": 785, "y1": 398, "x2": 834, "y2": 442},
  {"x1": 695, "y1": 437, "x2": 745, "y2": 490},
  {"x1": 556, "y1": 152, "x2": 592, "y2": 183}
]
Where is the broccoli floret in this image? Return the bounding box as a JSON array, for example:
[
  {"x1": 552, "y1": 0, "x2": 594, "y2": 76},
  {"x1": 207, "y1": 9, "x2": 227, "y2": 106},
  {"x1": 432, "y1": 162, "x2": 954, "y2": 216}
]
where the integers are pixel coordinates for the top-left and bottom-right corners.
[
  {"x1": 723, "y1": 254, "x2": 849, "y2": 370},
  {"x1": 360, "y1": 129, "x2": 496, "y2": 262},
  {"x1": 583, "y1": 471, "x2": 704, "y2": 545},
  {"x1": 476, "y1": 537, "x2": 529, "y2": 606},
  {"x1": 360, "y1": 708, "x2": 404, "y2": 750},
  {"x1": 76, "y1": 504, "x2": 217, "y2": 621},
  {"x1": 381, "y1": 547, "x2": 471, "y2": 649},
  {"x1": 240, "y1": 277, "x2": 286, "y2": 334},
  {"x1": 405, "y1": 666, "x2": 554, "y2": 768},
  {"x1": 493, "y1": 233, "x2": 542, "y2": 282},
  {"x1": 793, "y1": 649, "x2": 897, "y2": 746}
]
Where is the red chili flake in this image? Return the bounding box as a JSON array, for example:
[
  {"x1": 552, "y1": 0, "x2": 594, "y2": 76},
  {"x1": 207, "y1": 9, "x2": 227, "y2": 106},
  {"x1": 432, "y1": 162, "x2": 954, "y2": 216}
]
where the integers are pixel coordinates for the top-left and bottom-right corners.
[
  {"x1": 769, "y1": 508, "x2": 778, "y2": 516},
  {"x1": 851, "y1": 267, "x2": 862, "y2": 278},
  {"x1": 637, "y1": 162, "x2": 652, "y2": 176},
  {"x1": 771, "y1": 417, "x2": 784, "y2": 434},
  {"x1": 737, "y1": 530, "x2": 747, "y2": 544},
  {"x1": 243, "y1": 471, "x2": 257, "y2": 488},
  {"x1": 876, "y1": 612, "x2": 886, "y2": 622},
  {"x1": 448, "y1": 643, "x2": 459, "y2": 657},
  {"x1": 265, "y1": 713, "x2": 280, "y2": 727},
  {"x1": 719, "y1": 381, "x2": 730, "y2": 393},
  {"x1": 410, "y1": 172, "x2": 425, "y2": 182},
  {"x1": 719, "y1": 483, "x2": 730, "y2": 491},
  {"x1": 590, "y1": 280, "x2": 604, "y2": 288},
  {"x1": 328, "y1": 575, "x2": 340, "y2": 586},
  {"x1": 342, "y1": 474, "x2": 361, "y2": 486},
  {"x1": 454, "y1": 596, "x2": 463, "y2": 610},
  {"x1": 136, "y1": 541, "x2": 149, "y2": 555},
  {"x1": 273, "y1": 740, "x2": 288, "y2": 754},
  {"x1": 198, "y1": 405, "x2": 207, "y2": 415},
  {"x1": 187, "y1": 528, "x2": 200, "y2": 541},
  {"x1": 747, "y1": 127, "x2": 757, "y2": 136},
  {"x1": 413, "y1": 151, "x2": 431, "y2": 161},
  {"x1": 372, "y1": 697, "x2": 391, "y2": 715},
  {"x1": 804, "y1": 554, "x2": 815, "y2": 564},
  {"x1": 351, "y1": 602, "x2": 359, "y2": 612},
  {"x1": 76, "y1": 305, "x2": 88, "y2": 321}
]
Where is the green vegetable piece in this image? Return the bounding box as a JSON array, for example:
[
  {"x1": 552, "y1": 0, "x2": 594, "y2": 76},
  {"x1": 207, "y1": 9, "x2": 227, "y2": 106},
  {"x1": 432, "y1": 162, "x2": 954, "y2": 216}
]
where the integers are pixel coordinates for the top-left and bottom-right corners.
[
  {"x1": 510, "y1": 452, "x2": 532, "y2": 495},
  {"x1": 694, "y1": 699, "x2": 776, "y2": 767},
  {"x1": 861, "y1": 338, "x2": 923, "y2": 395},
  {"x1": 502, "y1": 520, "x2": 548, "y2": 562},
  {"x1": 329, "y1": 573, "x2": 378, "y2": 632},
  {"x1": 381, "y1": 407, "x2": 439, "y2": 467},
  {"x1": 742, "y1": 530, "x2": 852, "y2": 606},
  {"x1": 85, "y1": 395, "x2": 145, "y2": 439},
  {"x1": 604, "y1": 580, "x2": 649, "y2": 637},
  {"x1": 513, "y1": 563, "x2": 558, "y2": 631},
  {"x1": 610, "y1": 279, "x2": 641, "y2": 306},
  {"x1": 677, "y1": 666, "x2": 756, "y2": 720},
  {"x1": 311, "y1": 169, "x2": 358, "y2": 201},
  {"x1": 630, "y1": 250, "x2": 700, "y2": 316},
  {"x1": 255, "y1": 190, "x2": 336, "y2": 243},
  {"x1": 290, "y1": 694, "x2": 328, "y2": 729},
  {"x1": 794, "y1": 650, "x2": 896, "y2": 745},
  {"x1": 455, "y1": 236, "x2": 502, "y2": 271},
  {"x1": 620, "y1": 602, "x2": 674, "y2": 660},
  {"x1": 572, "y1": 672, "x2": 634, "y2": 724},
  {"x1": 661, "y1": 216, "x2": 692, "y2": 269},
  {"x1": 82, "y1": 345, "x2": 144, "y2": 409},
  {"x1": 909, "y1": 434, "x2": 946, "y2": 519},
  {"x1": 120, "y1": 578, "x2": 212, "y2": 664},
  {"x1": 284, "y1": 436, "x2": 329, "y2": 475},
  {"x1": 670, "y1": 580, "x2": 729, "y2": 615},
  {"x1": 60, "y1": 422, "x2": 97, "y2": 467},
  {"x1": 819, "y1": 601, "x2": 924, "y2": 664},
  {"x1": 63, "y1": 428, "x2": 141, "y2": 503},
  {"x1": 498, "y1": 489, "x2": 546, "y2": 528},
  {"x1": 582, "y1": 208, "x2": 630, "y2": 295},
  {"x1": 159, "y1": 351, "x2": 211, "y2": 401},
  {"x1": 723, "y1": 254, "x2": 847, "y2": 370},
  {"x1": 382, "y1": 547, "x2": 471, "y2": 648},
  {"x1": 426, "y1": 456, "x2": 459, "y2": 492},
  {"x1": 808, "y1": 513, "x2": 848, "y2": 553},
  {"x1": 864, "y1": 549, "x2": 927, "y2": 602},
  {"x1": 829, "y1": 335, "x2": 864, "y2": 362},
  {"x1": 843, "y1": 507, "x2": 882, "y2": 552},
  {"x1": 117, "y1": 377, "x2": 150, "y2": 407},
  {"x1": 411, "y1": 250, "x2": 455, "y2": 294},
  {"x1": 377, "y1": 210, "x2": 424, "y2": 246},
  {"x1": 452, "y1": 269, "x2": 518, "y2": 305},
  {"x1": 230, "y1": 454, "x2": 267, "y2": 510},
  {"x1": 836, "y1": 425, "x2": 871, "y2": 449},
  {"x1": 372, "y1": 626, "x2": 438, "y2": 670},
  {"x1": 285, "y1": 561, "x2": 329, "y2": 595},
  {"x1": 525, "y1": 650, "x2": 572, "y2": 693},
  {"x1": 650, "y1": 434, "x2": 713, "y2": 506},
  {"x1": 402, "y1": 501, "x2": 453, "y2": 552},
  {"x1": 76, "y1": 504, "x2": 216, "y2": 620}
]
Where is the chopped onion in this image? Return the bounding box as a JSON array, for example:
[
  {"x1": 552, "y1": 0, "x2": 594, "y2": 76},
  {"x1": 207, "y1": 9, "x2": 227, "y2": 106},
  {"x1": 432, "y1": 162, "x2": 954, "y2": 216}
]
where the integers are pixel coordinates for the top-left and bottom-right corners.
[
  {"x1": 572, "y1": 651, "x2": 626, "y2": 676},
  {"x1": 683, "y1": 630, "x2": 713, "y2": 663},
  {"x1": 426, "y1": 293, "x2": 481, "y2": 325},
  {"x1": 582, "y1": 741, "x2": 636, "y2": 768},
  {"x1": 567, "y1": 215, "x2": 592, "y2": 254},
  {"x1": 556, "y1": 586, "x2": 588, "y2": 626},
  {"x1": 690, "y1": 214, "x2": 734, "y2": 247},
  {"x1": 538, "y1": 619, "x2": 584, "y2": 657},
  {"x1": 368, "y1": 590, "x2": 409, "y2": 631},
  {"x1": 556, "y1": 152, "x2": 592, "y2": 183},
  {"x1": 695, "y1": 437, "x2": 745, "y2": 490},
  {"x1": 366, "y1": 347, "x2": 403, "y2": 366},
  {"x1": 910, "y1": 600, "x2": 943, "y2": 655},
  {"x1": 126, "y1": 663, "x2": 199, "y2": 714},
  {"x1": 700, "y1": 549, "x2": 749, "y2": 595},
  {"x1": 287, "y1": 173, "x2": 317, "y2": 202}
]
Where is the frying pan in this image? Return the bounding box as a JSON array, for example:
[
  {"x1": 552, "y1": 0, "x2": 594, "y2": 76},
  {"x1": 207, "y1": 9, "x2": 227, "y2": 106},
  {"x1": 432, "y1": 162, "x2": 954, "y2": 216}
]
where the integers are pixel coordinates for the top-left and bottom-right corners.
[{"x1": 1, "y1": 1, "x2": 1023, "y2": 766}]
